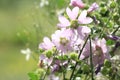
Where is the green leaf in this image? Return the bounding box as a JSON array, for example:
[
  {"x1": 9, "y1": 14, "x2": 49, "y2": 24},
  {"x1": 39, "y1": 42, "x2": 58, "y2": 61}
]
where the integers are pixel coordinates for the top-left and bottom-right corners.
[
  {"x1": 107, "y1": 40, "x2": 115, "y2": 45},
  {"x1": 28, "y1": 72, "x2": 39, "y2": 80}
]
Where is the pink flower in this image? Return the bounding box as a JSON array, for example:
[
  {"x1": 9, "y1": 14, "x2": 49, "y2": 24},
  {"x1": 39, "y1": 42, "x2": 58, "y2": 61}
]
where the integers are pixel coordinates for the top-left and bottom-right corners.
[
  {"x1": 78, "y1": 10, "x2": 93, "y2": 24},
  {"x1": 66, "y1": 7, "x2": 79, "y2": 20},
  {"x1": 79, "y1": 38, "x2": 110, "y2": 66},
  {"x1": 92, "y1": 38, "x2": 110, "y2": 66},
  {"x1": 57, "y1": 7, "x2": 79, "y2": 28},
  {"x1": 77, "y1": 26, "x2": 91, "y2": 39},
  {"x1": 70, "y1": 0, "x2": 85, "y2": 8},
  {"x1": 57, "y1": 16, "x2": 70, "y2": 28},
  {"x1": 88, "y1": 2, "x2": 99, "y2": 13},
  {"x1": 52, "y1": 29, "x2": 74, "y2": 53},
  {"x1": 39, "y1": 54, "x2": 53, "y2": 66},
  {"x1": 48, "y1": 74, "x2": 59, "y2": 80},
  {"x1": 79, "y1": 40, "x2": 95, "y2": 60},
  {"x1": 39, "y1": 37, "x2": 54, "y2": 50}
]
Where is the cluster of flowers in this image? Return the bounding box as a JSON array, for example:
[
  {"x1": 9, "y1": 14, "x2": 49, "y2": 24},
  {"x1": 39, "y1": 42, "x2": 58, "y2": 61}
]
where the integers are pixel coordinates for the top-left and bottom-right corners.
[{"x1": 37, "y1": 0, "x2": 111, "y2": 79}]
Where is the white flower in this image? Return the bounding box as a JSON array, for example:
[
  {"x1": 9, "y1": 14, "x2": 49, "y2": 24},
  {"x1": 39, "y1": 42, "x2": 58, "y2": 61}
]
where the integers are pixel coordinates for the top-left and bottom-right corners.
[
  {"x1": 40, "y1": 0, "x2": 49, "y2": 7},
  {"x1": 56, "y1": 8, "x2": 65, "y2": 16},
  {"x1": 76, "y1": 77, "x2": 81, "y2": 80},
  {"x1": 48, "y1": 74, "x2": 59, "y2": 80},
  {"x1": 21, "y1": 48, "x2": 31, "y2": 61}
]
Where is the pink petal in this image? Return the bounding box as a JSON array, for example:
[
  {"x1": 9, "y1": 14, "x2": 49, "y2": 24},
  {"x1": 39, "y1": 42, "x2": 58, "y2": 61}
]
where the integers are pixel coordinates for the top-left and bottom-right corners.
[
  {"x1": 39, "y1": 37, "x2": 54, "y2": 50},
  {"x1": 39, "y1": 54, "x2": 46, "y2": 60},
  {"x1": 66, "y1": 7, "x2": 79, "y2": 20},
  {"x1": 77, "y1": 26, "x2": 91, "y2": 37},
  {"x1": 58, "y1": 16, "x2": 70, "y2": 27},
  {"x1": 78, "y1": 10, "x2": 93, "y2": 24},
  {"x1": 81, "y1": 26, "x2": 91, "y2": 34},
  {"x1": 72, "y1": 7, "x2": 79, "y2": 19},
  {"x1": 70, "y1": 0, "x2": 85, "y2": 8},
  {"x1": 88, "y1": 2, "x2": 99, "y2": 13}
]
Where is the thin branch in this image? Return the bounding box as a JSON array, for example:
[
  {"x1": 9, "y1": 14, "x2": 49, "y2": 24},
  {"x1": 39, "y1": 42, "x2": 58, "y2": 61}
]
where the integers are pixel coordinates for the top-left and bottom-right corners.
[
  {"x1": 89, "y1": 36, "x2": 94, "y2": 80},
  {"x1": 69, "y1": 35, "x2": 90, "y2": 80}
]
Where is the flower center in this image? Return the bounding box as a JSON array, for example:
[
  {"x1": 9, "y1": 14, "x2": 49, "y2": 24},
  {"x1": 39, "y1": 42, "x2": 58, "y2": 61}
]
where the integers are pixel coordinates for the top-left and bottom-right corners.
[
  {"x1": 70, "y1": 20, "x2": 79, "y2": 29},
  {"x1": 94, "y1": 46, "x2": 103, "y2": 57},
  {"x1": 60, "y1": 37, "x2": 69, "y2": 46}
]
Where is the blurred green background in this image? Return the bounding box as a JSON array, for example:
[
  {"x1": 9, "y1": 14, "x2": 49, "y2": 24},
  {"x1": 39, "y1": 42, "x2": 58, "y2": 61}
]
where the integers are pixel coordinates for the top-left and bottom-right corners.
[{"x1": 0, "y1": 0, "x2": 57, "y2": 80}]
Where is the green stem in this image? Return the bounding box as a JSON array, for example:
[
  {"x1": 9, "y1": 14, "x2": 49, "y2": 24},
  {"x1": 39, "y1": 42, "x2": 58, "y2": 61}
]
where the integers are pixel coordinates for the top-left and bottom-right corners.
[
  {"x1": 84, "y1": 74, "x2": 88, "y2": 80},
  {"x1": 69, "y1": 35, "x2": 90, "y2": 80},
  {"x1": 89, "y1": 36, "x2": 94, "y2": 80},
  {"x1": 42, "y1": 66, "x2": 50, "y2": 80},
  {"x1": 112, "y1": 26, "x2": 120, "y2": 35},
  {"x1": 99, "y1": 10, "x2": 113, "y2": 38},
  {"x1": 63, "y1": 71, "x2": 66, "y2": 80}
]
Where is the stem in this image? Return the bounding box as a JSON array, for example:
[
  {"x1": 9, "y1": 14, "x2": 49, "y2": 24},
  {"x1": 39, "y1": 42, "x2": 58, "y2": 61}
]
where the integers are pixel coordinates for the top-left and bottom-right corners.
[
  {"x1": 69, "y1": 35, "x2": 90, "y2": 80},
  {"x1": 63, "y1": 71, "x2": 66, "y2": 80},
  {"x1": 99, "y1": 10, "x2": 113, "y2": 38},
  {"x1": 42, "y1": 66, "x2": 50, "y2": 80},
  {"x1": 84, "y1": 74, "x2": 88, "y2": 80},
  {"x1": 112, "y1": 26, "x2": 120, "y2": 35},
  {"x1": 89, "y1": 36, "x2": 94, "y2": 80},
  {"x1": 61, "y1": 53, "x2": 66, "y2": 80}
]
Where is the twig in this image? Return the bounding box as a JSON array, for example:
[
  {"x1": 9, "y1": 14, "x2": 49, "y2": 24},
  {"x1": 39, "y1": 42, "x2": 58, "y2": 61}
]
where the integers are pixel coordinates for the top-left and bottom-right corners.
[
  {"x1": 69, "y1": 35, "x2": 90, "y2": 80},
  {"x1": 112, "y1": 26, "x2": 120, "y2": 35},
  {"x1": 89, "y1": 35, "x2": 94, "y2": 80}
]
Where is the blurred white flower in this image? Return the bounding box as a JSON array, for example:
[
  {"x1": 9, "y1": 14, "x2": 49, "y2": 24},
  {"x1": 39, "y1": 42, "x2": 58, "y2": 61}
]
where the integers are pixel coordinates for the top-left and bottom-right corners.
[
  {"x1": 95, "y1": 73, "x2": 109, "y2": 80},
  {"x1": 56, "y1": 8, "x2": 65, "y2": 16},
  {"x1": 76, "y1": 77, "x2": 81, "y2": 80},
  {"x1": 40, "y1": 0, "x2": 49, "y2": 7},
  {"x1": 21, "y1": 48, "x2": 31, "y2": 61},
  {"x1": 48, "y1": 74, "x2": 59, "y2": 80},
  {"x1": 111, "y1": 55, "x2": 120, "y2": 60}
]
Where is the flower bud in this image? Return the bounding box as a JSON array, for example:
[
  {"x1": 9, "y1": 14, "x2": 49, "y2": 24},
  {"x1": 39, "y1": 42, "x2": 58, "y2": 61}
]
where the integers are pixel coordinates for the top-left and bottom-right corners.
[
  {"x1": 70, "y1": 52, "x2": 78, "y2": 61},
  {"x1": 113, "y1": 13, "x2": 119, "y2": 21},
  {"x1": 100, "y1": 7, "x2": 107, "y2": 14},
  {"x1": 39, "y1": 48, "x2": 44, "y2": 53},
  {"x1": 81, "y1": 64, "x2": 90, "y2": 73},
  {"x1": 58, "y1": 55, "x2": 68, "y2": 61},
  {"x1": 62, "y1": 55, "x2": 68, "y2": 60},
  {"x1": 52, "y1": 47, "x2": 57, "y2": 54},
  {"x1": 104, "y1": 59, "x2": 111, "y2": 68},
  {"x1": 101, "y1": 66, "x2": 109, "y2": 75},
  {"x1": 45, "y1": 50, "x2": 53, "y2": 58},
  {"x1": 110, "y1": 1, "x2": 116, "y2": 8},
  {"x1": 100, "y1": 2, "x2": 106, "y2": 7},
  {"x1": 116, "y1": 19, "x2": 120, "y2": 25},
  {"x1": 70, "y1": 0, "x2": 85, "y2": 8}
]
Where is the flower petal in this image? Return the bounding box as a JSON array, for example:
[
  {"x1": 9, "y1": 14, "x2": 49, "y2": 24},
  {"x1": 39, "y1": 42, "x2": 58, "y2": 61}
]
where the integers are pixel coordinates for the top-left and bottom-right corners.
[
  {"x1": 57, "y1": 16, "x2": 70, "y2": 28},
  {"x1": 66, "y1": 7, "x2": 79, "y2": 20},
  {"x1": 78, "y1": 10, "x2": 93, "y2": 24}
]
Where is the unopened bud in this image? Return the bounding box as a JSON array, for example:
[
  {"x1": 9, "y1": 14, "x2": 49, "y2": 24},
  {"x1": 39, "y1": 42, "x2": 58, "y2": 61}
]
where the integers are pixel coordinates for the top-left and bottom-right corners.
[
  {"x1": 70, "y1": 52, "x2": 78, "y2": 61},
  {"x1": 45, "y1": 50, "x2": 53, "y2": 58},
  {"x1": 82, "y1": 64, "x2": 90, "y2": 73},
  {"x1": 100, "y1": 2, "x2": 106, "y2": 7},
  {"x1": 113, "y1": 13, "x2": 119, "y2": 21},
  {"x1": 110, "y1": 1, "x2": 116, "y2": 8},
  {"x1": 100, "y1": 7, "x2": 107, "y2": 14},
  {"x1": 104, "y1": 59, "x2": 111, "y2": 68}
]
